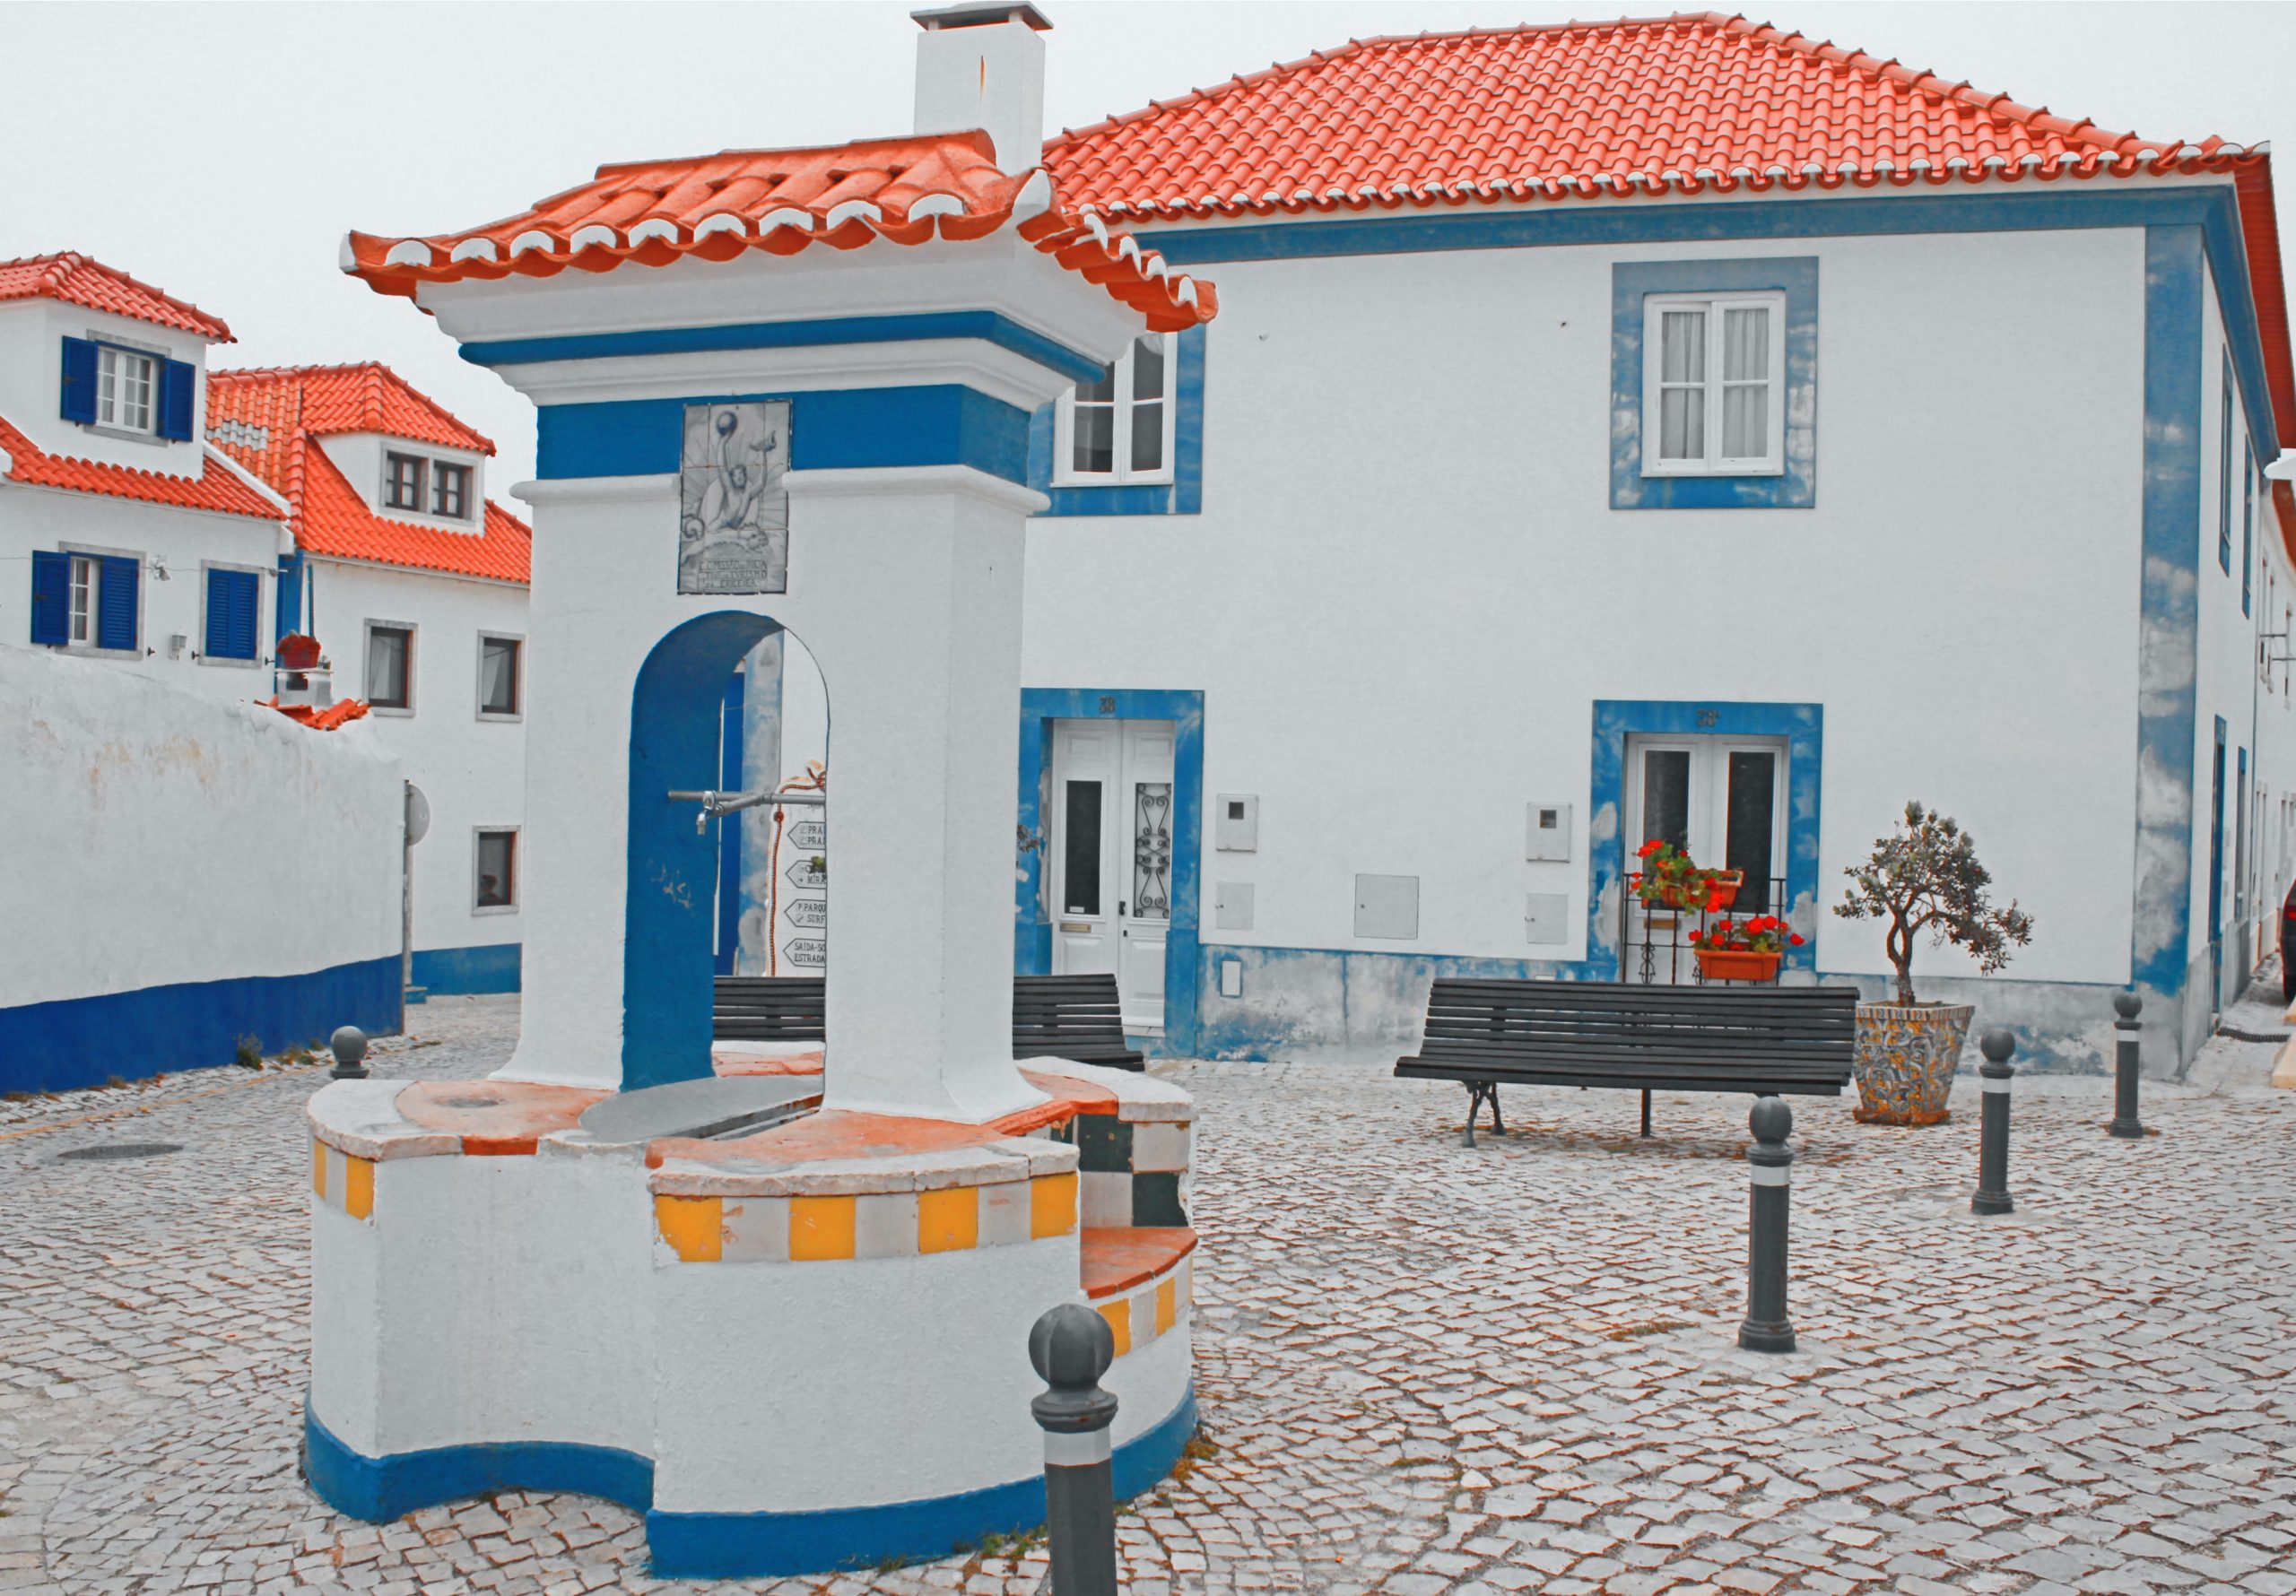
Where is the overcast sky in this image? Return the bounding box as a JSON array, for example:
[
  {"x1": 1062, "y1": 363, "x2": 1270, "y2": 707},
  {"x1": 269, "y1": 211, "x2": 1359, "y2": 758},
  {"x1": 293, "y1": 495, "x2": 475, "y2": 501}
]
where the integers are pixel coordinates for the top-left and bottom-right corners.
[{"x1": 6, "y1": 2, "x2": 2293, "y2": 491}]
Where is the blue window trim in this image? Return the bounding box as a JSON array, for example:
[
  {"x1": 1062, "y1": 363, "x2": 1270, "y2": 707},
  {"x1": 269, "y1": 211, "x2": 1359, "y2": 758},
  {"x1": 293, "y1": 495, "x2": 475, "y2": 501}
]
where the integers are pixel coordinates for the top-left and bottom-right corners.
[
  {"x1": 1014, "y1": 688, "x2": 1203, "y2": 1054},
  {"x1": 1587, "y1": 699, "x2": 1823, "y2": 981},
  {"x1": 458, "y1": 311, "x2": 1104, "y2": 388},
  {"x1": 1025, "y1": 326, "x2": 1207, "y2": 516},
  {"x1": 1610, "y1": 258, "x2": 1817, "y2": 509},
  {"x1": 2220, "y1": 352, "x2": 2237, "y2": 575},
  {"x1": 2243, "y1": 438, "x2": 2256, "y2": 615}
]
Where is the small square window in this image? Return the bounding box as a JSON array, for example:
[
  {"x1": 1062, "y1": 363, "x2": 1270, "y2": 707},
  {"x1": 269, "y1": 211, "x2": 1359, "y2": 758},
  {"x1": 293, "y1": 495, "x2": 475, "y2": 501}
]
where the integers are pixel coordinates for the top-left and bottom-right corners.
[
  {"x1": 478, "y1": 635, "x2": 520, "y2": 716},
  {"x1": 474, "y1": 829, "x2": 517, "y2": 911},
  {"x1": 384, "y1": 453, "x2": 426, "y2": 511},
  {"x1": 432, "y1": 463, "x2": 471, "y2": 520},
  {"x1": 96, "y1": 346, "x2": 157, "y2": 433},
  {"x1": 366, "y1": 623, "x2": 413, "y2": 710}
]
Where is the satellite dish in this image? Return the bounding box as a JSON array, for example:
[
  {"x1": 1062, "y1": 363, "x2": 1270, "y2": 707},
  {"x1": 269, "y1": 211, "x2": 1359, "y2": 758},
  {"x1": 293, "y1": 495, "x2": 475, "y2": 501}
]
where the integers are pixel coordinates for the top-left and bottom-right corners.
[{"x1": 404, "y1": 783, "x2": 431, "y2": 846}]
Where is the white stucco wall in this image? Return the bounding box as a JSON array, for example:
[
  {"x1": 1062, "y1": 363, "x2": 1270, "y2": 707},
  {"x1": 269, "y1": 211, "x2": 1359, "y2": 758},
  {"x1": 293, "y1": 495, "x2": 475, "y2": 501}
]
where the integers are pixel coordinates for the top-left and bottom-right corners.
[
  {"x1": 2, "y1": 483, "x2": 288, "y2": 695},
  {"x1": 0, "y1": 646, "x2": 402, "y2": 1009},
  {"x1": 305, "y1": 557, "x2": 528, "y2": 958},
  {"x1": 1022, "y1": 215, "x2": 2149, "y2": 1002}
]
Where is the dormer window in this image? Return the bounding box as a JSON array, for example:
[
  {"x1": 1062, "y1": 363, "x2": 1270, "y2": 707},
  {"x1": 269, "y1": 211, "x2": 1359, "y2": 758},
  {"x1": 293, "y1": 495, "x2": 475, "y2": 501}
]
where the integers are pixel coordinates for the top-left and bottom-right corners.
[
  {"x1": 97, "y1": 346, "x2": 157, "y2": 433},
  {"x1": 384, "y1": 452, "x2": 426, "y2": 511},
  {"x1": 381, "y1": 451, "x2": 474, "y2": 520},
  {"x1": 58, "y1": 336, "x2": 196, "y2": 441},
  {"x1": 432, "y1": 463, "x2": 471, "y2": 519}
]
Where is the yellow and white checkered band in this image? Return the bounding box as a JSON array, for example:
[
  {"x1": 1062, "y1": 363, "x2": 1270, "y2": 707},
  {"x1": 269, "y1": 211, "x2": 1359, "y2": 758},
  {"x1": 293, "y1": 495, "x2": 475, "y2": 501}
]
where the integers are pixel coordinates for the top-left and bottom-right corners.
[{"x1": 651, "y1": 1171, "x2": 1078, "y2": 1264}]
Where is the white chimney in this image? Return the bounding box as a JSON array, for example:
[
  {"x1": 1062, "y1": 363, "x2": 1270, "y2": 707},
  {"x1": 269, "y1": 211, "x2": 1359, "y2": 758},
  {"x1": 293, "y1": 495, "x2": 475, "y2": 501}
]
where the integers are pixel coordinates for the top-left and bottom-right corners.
[{"x1": 911, "y1": 3, "x2": 1051, "y2": 173}]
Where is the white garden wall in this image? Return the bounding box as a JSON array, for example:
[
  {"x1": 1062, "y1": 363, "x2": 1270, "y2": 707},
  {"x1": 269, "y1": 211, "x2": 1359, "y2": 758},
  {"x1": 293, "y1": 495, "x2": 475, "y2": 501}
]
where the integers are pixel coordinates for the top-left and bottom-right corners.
[{"x1": 0, "y1": 646, "x2": 403, "y2": 1091}]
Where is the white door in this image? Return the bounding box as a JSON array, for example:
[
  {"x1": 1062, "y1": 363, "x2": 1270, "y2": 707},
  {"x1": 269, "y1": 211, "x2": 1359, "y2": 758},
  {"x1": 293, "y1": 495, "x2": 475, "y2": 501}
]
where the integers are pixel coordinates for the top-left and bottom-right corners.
[
  {"x1": 1623, "y1": 735, "x2": 1788, "y2": 980},
  {"x1": 1049, "y1": 719, "x2": 1175, "y2": 1030}
]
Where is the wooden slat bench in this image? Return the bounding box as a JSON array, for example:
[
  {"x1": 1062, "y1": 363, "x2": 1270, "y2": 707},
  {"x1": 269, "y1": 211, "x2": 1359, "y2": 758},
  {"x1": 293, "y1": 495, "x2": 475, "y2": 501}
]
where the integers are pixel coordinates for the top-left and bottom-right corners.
[
  {"x1": 1395, "y1": 978, "x2": 1857, "y2": 1145},
  {"x1": 713, "y1": 972, "x2": 1144, "y2": 1071},
  {"x1": 1011, "y1": 974, "x2": 1144, "y2": 1071}
]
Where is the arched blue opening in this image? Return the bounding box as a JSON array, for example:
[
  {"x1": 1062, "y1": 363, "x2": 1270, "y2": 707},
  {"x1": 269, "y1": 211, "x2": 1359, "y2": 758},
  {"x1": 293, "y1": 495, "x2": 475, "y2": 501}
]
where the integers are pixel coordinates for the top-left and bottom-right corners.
[{"x1": 626, "y1": 610, "x2": 794, "y2": 1090}]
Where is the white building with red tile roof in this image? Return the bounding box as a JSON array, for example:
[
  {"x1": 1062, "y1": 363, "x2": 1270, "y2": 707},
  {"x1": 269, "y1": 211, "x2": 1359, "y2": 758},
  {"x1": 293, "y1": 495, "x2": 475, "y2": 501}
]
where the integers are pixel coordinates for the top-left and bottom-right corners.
[
  {"x1": 2, "y1": 257, "x2": 531, "y2": 999},
  {"x1": 206, "y1": 363, "x2": 533, "y2": 998}
]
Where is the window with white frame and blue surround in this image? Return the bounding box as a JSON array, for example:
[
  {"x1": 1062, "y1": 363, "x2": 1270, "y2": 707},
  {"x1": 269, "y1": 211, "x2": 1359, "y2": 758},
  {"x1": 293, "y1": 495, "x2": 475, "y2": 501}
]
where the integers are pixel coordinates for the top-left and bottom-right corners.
[
  {"x1": 1028, "y1": 325, "x2": 1205, "y2": 516},
  {"x1": 1611, "y1": 258, "x2": 1816, "y2": 510},
  {"x1": 58, "y1": 336, "x2": 196, "y2": 441}
]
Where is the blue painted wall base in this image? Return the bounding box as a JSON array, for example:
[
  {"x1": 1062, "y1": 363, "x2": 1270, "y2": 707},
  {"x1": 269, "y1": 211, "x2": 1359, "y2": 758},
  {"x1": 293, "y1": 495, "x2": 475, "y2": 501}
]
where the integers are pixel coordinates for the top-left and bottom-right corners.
[
  {"x1": 0, "y1": 956, "x2": 399, "y2": 1095},
  {"x1": 305, "y1": 1387, "x2": 1198, "y2": 1579},
  {"x1": 409, "y1": 943, "x2": 522, "y2": 996}
]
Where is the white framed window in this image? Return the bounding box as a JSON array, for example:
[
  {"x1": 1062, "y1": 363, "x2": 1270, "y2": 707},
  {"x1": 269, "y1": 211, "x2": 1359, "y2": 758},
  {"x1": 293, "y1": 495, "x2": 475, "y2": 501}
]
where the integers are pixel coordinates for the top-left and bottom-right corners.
[
  {"x1": 473, "y1": 828, "x2": 517, "y2": 914},
  {"x1": 1640, "y1": 292, "x2": 1787, "y2": 476},
  {"x1": 96, "y1": 345, "x2": 157, "y2": 434},
  {"x1": 383, "y1": 453, "x2": 427, "y2": 512},
  {"x1": 365, "y1": 620, "x2": 415, "y2": 713},
  {"x1": 1055, "y1": 334, "x2": 1176, "y2": 485},
  {"x1": 476, "y1": 632, "x2": 522, "y2": 719},
  {"x1": 67, "y1": 553, "x2": 98, "y2": 644}
]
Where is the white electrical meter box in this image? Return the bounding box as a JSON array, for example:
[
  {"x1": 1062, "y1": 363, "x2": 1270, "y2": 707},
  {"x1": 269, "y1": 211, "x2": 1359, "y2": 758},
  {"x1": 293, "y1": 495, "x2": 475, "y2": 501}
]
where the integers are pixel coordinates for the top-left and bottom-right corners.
[
  {"x1": 1526, "y1": 802, "x2": 1572, "y2": 862},
  {"x1": 1214, "y1": 881, "x2": 1256, "y2": 931},
  {"x1": 1216, "y1": 794, "x2": 1258, "y2": 851},
  {"x1": 1354, "y1": 874, "x2": 1420, "y2": 940},
  {"x1": 1525, "y1": 892, "x2": 1570, "y2": 945}
]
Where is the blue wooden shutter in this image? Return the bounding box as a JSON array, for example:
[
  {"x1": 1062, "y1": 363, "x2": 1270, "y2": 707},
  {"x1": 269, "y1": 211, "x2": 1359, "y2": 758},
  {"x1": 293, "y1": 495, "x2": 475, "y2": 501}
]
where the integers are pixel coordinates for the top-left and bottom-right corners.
[
  {"x1": 29, "y1": 551, "x2": 69, "y2": 644},
  {"x1": 96, "y1": 555, "x2": 138, "y2": 650},
  {"x1": 59, "y1": 338, "x2": 98, "y2": 424},
  {"x1": 158, "y1": 360, "x2": 196, "y2": 441},
  {"x1": 206, "y1": 568, "x2": 258, "y2": 660}
]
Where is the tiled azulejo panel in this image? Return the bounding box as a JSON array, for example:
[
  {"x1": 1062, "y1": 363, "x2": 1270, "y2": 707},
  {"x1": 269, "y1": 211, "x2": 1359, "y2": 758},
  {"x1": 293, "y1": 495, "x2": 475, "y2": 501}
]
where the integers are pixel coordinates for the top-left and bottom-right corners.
[{"x1": 652, "y1": 1173, "x2": 1078, "y2": 1264}]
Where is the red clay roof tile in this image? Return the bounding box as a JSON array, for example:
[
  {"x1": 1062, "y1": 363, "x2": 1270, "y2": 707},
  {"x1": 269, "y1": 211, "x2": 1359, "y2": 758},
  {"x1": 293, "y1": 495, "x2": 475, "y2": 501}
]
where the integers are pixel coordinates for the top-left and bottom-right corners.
[
  {"x1": 0, "y1": 413, "x2": 283, "y2": 520},
  {"x1": 0, "y1": 253, "x2": 233, "y2": 340},
  {"x1": 205, "y1": 364, "x2": 529, "y2": 585},
  {"x1": 343, "y1": 130, "x2": 1215, "y2": 334},
  {"x1": 1043, "y1": 13, "x2": 2239, "y2": 216}
]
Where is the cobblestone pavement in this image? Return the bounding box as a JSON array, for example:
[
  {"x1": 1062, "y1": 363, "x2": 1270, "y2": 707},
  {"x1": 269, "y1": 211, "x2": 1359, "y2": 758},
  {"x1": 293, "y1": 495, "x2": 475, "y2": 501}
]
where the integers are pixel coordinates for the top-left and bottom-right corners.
[{"x1": 4, "y1": 991, "x2": 2293, "y2": 1596}]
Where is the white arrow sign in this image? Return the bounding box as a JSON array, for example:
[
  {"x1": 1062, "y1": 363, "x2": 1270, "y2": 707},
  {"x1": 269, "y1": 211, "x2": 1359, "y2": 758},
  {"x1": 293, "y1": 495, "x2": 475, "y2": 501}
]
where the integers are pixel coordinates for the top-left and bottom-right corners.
[{"x1": 784, "y1": 898, "x2": 827, "y2": 929}]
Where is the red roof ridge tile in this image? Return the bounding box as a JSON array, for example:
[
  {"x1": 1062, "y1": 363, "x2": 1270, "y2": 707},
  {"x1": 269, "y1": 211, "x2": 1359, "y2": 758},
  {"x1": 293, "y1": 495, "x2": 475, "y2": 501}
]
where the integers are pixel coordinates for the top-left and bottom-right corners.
[{"x1": 0, "y1": 251, "x2": 234, "y2": 340}]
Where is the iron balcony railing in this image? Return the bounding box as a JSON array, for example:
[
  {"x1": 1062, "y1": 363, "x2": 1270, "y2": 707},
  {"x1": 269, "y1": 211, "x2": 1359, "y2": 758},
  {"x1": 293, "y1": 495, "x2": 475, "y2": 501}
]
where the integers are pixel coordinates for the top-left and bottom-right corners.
[{"x1": 1618, "y1": 874, "x2": 1796, "y2": 985}]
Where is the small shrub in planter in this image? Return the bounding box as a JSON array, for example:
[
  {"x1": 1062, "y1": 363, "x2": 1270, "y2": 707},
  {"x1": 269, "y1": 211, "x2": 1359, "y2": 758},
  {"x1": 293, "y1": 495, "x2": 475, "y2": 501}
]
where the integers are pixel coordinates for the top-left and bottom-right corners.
[
  {"x1": 1631, "y1": 839, "x2": 1741, "y2": 912},
  {"x1": 1833, "y1": 802, "x2": 2034, "y2": 1124}
]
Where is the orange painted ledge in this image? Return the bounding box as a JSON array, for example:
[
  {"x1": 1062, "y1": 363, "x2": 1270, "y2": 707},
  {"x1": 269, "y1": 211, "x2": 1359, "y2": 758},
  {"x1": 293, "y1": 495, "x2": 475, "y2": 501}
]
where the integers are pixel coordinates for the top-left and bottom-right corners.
[
  {"x1": 1080, "y1": 1227, "x2": 1197, "y2": 1301},
  {"x1": 394, "y1": 1080, "x2": 605, "y2": 1156},
  {"x1": 711, "y1": 1049, "x2": 825, "y2": 1078},
  {"x1": 648, "y1": 1106, "x2": 1020, "y2": 1170}
]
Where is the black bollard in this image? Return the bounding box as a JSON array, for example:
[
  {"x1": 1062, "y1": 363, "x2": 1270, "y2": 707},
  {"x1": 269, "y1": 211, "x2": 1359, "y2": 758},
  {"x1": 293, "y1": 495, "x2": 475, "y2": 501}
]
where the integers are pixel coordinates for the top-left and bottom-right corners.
[
  {"x1": 1737, "y1": 1095, "x2": 1795, "y2": 1354},
  {"x1": 1972, "y1": 1028, "x2": 2016, "y2": 1215},
  {"x1": 2108, "y1": 993, "x2": 2146, "y2": 1141},
  {"x1": 1028, "y1": 1303, "x2": 1119, "y2": 1596},
  {"x1": 328, "y1": 1026, "x2": 370, "y2": 1081}
]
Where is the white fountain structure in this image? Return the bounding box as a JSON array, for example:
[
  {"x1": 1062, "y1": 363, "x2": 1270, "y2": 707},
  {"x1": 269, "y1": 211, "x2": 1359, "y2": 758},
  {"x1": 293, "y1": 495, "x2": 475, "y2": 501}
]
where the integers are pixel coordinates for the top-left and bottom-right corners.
[{"x1": 302, "y1": 6, "x2": 1213, "y2": 1575}]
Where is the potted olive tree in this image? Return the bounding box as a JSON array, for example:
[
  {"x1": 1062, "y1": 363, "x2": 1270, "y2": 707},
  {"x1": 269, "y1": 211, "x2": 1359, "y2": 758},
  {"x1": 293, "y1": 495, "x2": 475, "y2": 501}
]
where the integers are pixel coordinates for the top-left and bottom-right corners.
[{"x1": 1834, "y1": 802, "x2": 2034, "y2": 1125}]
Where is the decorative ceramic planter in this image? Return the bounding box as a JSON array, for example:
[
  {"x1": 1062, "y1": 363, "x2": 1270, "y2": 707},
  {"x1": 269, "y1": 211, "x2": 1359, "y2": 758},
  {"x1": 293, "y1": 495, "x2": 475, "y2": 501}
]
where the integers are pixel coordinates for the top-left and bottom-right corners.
[
  {"x1": 1851, "y1": 1002, "x2": 1974, "y2": 1125},
  {"x1": 1695, "y1": 947, "x2": 1781, "y2": 983}
]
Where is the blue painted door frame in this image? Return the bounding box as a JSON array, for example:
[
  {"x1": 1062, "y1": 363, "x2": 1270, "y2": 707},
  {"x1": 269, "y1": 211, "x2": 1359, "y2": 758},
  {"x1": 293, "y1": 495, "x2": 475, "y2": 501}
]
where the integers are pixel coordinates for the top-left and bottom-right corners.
[
  {"x1": 1015, "y1": 690, "x2": 1204, "y2": 1055},
  {"x1": 1589, "y1": 700, "x2": 1823, "y2": 981}
]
